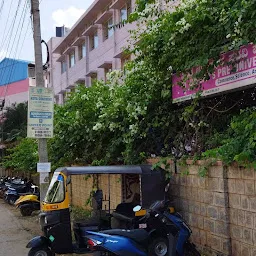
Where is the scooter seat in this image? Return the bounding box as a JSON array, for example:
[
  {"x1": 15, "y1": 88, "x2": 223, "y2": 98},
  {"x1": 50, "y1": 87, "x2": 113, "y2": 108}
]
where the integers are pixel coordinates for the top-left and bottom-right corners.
[
  {"x1": 101, "y1": 229, "x2": 149, "y2": 244},
  {"x1": 74, "y1": 219, "x2": 100, "y2": 227}
]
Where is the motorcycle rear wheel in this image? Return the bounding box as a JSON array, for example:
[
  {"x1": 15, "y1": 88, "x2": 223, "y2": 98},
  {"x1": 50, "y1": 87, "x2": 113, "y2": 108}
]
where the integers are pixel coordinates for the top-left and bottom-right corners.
[{"x1": 20, "y1": 207, "x2": 33, "y2": 216}]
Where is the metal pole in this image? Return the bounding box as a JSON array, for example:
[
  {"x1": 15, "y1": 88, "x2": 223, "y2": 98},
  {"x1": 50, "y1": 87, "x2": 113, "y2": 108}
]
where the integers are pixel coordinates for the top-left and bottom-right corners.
[{"x1": 31, "y1": 0, "x2": 49, "y2": 202}]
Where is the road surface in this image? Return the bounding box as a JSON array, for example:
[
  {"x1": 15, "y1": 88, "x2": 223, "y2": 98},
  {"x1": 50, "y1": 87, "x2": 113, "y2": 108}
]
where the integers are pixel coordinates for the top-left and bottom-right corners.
[{"x1": 0, "y1": 200, "x2": 30, "y2": 256}]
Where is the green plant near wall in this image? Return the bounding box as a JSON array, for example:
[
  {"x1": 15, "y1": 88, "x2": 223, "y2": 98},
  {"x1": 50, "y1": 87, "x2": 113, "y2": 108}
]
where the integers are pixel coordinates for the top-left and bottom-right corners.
[
  {"x1": 3, "y1": 138, "x2": 38, "y2": 173},
  {"x1": 70, "y1": 205, "x2": 91, "y2": 221},
  {"x1": 203, "y1": 107, "x2": 256, "y2": 169}
]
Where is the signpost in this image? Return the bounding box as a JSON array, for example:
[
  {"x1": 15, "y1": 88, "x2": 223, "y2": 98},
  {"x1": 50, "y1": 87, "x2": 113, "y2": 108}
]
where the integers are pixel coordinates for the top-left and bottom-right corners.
[
  {"x1": 27, "y1": 86, "x2": 53, "y2": 201},
  {"x1": 27, "y1": 87, "x2": 54, "y2": 139}
]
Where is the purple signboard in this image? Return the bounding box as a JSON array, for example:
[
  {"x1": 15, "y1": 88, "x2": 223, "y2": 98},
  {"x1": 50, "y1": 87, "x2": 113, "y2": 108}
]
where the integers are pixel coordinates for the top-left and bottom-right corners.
[{"x1": 172, "y1": 44, "x2": 256, "y2": 103}]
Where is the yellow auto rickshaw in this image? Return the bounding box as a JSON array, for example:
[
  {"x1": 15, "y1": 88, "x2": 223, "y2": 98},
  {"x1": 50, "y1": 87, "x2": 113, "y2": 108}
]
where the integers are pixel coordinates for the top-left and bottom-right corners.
[{"x1": 26, "y1": 165, "x2": 167, "y2": 256}]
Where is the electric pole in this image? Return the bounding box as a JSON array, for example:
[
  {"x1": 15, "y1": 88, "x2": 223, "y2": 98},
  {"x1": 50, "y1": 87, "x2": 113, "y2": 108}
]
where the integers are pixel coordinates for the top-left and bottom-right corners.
[{"x1": 31, "y1": 0, "x2": 49, "y2": 202}]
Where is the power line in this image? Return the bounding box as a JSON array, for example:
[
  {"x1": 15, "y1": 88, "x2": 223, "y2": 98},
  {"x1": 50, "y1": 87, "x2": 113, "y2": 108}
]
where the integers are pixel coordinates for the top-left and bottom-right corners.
[
  {"x1": 0, "y1": 0, "x2": 19, "y2": 99},
  {"x1": 4, "y1": 0, "x2": 29, "y2": 99},
  {"x1": 0, "y1": 0, "x2": 5, "y2": 21},
  {"x1": 0, "y1": 0, "x2": 23, "y2": 83},
  {"x1": 0, "y1": 0, "x2": 28, "y2": 72},
  {"x1": 0, "y1": 0, "x2": 14, "y2": 53},
  {"x1": 0, "y1": 0, "x2": 29, "y2": 101}
]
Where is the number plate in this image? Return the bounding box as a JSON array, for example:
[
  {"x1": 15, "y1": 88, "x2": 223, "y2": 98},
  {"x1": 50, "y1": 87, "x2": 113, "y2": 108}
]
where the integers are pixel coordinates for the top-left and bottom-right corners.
[{"x1": 139, "y1": 223, "x2": 147, "y2": 229}]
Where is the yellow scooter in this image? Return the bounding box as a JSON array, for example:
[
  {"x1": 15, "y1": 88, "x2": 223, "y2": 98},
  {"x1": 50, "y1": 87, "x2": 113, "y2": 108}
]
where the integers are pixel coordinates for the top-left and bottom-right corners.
[{"x1": 15, "y1": 185, "x2": 40, "y2": 216}]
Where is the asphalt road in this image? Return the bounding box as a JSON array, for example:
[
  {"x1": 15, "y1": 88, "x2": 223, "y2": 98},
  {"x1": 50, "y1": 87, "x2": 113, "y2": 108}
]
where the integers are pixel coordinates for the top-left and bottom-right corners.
[{"x1": 0, "y1": 200, "x2": 30, "y2": 256}]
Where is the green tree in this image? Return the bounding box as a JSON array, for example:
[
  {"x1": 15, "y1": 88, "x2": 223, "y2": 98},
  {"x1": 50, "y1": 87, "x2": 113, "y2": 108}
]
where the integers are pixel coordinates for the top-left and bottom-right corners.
[
  {"x1": 2, "y1": 102, "x2": 27, "y2": 142},
  {"x1": 3, "y1": 138, "x2": 38, "y2": 173}
]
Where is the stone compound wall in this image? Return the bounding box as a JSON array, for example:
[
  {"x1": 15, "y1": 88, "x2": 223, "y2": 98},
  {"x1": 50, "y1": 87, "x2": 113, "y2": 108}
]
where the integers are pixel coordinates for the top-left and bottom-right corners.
[
  {"x1": 70, "y1": 174, "x2": 122, "y2": 211},
  {"x1": 168, "y1": 161, "x2": 256, "y2": 256},
  {"x1": 228, "y1": 167, "x2": 256, "y2": 256}
]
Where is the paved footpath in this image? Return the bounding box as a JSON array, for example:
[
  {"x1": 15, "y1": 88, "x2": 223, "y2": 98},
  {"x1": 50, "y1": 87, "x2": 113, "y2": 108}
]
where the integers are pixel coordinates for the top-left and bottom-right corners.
[{"x1": 0, "y1": 201, "x2": 30, "y2": 256}]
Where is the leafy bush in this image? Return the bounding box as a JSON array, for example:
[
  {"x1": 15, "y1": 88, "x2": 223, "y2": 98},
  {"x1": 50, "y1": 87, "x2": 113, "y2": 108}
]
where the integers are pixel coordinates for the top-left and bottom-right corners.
[
  {"x1": 70, "y1": 205, "x2": 91, "y2": 221},
  {"x1": 3, "y1": 138, "x2": 38, "y2": 172},
  {"x1": 203, "y1": 107, "x2": 256, "y2": 167},
  {"x1": 2, "y1": 102, "x2": 27, "y2": 142},
  {"x1": 49, "y1": 70, "x2": 179, "y2": 167}
]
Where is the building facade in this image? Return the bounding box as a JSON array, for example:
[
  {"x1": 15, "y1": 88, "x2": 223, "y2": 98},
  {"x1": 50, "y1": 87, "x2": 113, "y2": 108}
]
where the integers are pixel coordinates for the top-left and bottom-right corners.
[
  {"x1": 47, "y1": 0, "x2": 136, "y2": 104},
  {"x1": 0, "y1": 58, "x2": 34, "y2": 108}
]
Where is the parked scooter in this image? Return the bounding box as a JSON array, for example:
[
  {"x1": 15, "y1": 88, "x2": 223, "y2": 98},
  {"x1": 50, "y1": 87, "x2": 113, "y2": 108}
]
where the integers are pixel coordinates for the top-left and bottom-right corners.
[
  {"x1": 4, "y1": 179, "x2": 34, "y2": 205},
  {"x1": 15, "y1": 185, "x2": 40, "y2": 216},
  {"x1": 85, "y1": 200, "x2": 200, "y2": 256}
]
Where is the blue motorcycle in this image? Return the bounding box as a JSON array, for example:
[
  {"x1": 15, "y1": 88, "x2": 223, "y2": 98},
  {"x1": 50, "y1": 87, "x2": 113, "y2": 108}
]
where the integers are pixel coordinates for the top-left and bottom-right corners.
[{"x1": 85, "y1": 200, "x2": 201, "y2": 256}]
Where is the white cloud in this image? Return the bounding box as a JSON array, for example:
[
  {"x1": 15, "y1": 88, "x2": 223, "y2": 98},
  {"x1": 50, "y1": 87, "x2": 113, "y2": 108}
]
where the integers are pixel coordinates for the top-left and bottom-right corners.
[
  {"x1": 52, "y1": 6, "x2": 85, "y2": 29},
  {"x1": 0, "y1": 50, "x2": 8, "y2": 61}
]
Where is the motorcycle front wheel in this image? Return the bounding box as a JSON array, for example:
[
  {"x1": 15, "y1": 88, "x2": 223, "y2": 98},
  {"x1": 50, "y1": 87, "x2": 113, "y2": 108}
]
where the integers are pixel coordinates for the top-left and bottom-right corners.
[
  {"x1": 148, "y1": 237, "x2": 169, "y2": 256},
  {"x1": 28, "y1": 247, "x2": 55, "y2": 256}
]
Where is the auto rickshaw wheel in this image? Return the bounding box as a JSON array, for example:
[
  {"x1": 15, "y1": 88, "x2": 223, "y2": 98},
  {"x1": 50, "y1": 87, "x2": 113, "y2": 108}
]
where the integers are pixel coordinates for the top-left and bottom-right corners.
[
  {"x1": 28, "y1": 247, "x2": 55, "y2": 256},
  {"x1": 20, "y1": 207, "x2": 33, "y2": 216}
]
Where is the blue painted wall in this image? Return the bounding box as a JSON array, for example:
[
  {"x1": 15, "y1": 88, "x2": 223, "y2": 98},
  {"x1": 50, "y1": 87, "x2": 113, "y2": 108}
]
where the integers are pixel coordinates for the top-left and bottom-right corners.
[{"x1": 0, "y1": 58, "x2": 30, "y2": 86}]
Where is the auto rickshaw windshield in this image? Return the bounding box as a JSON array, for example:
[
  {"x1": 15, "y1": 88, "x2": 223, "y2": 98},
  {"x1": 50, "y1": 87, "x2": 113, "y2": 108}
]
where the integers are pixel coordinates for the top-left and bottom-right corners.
[{"x1": 44, "y1": 172, "x2": 65, "y2": 204}]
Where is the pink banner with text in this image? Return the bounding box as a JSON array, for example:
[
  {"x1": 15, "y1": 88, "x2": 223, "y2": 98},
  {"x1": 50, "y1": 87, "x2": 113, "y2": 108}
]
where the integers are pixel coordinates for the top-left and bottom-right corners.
[{"x1": 172, "y1": 44, "x2": 256, "y2": 103}]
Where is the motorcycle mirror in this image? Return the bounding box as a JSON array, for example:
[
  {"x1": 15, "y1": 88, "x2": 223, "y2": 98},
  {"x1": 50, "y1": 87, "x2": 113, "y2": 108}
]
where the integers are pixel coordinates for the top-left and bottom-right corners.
[{"x1": 133, "y1": 205, "x2": 142, "y2": 212}]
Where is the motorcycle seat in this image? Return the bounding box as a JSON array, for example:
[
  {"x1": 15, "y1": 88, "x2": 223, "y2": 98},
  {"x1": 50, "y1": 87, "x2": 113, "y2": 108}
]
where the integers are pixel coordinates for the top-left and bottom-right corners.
[{"x1": 101, "y1": 229, "x2": 149, "y2": 244}]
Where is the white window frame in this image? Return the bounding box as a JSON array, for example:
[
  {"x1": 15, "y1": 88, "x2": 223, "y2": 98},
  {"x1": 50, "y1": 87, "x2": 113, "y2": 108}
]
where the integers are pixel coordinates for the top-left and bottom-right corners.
[
  {"x1": 107, "y1": 17, "x2": 114, "y2": 38},
  {"x1": 61, "y1": 61, "x2": 67, "y2": 74},
  {"x1": 69, "y1": 51, "x2": 75, "y2": 68},
  {"x1": 79, "y1": 42, "x2": 86, "y2": 59}
]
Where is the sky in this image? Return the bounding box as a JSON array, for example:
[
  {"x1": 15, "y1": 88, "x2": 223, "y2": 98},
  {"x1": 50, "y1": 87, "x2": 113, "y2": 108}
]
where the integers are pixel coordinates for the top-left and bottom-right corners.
[{"x1": 0, "y1": 0, "x2": 95, "y2": 62}]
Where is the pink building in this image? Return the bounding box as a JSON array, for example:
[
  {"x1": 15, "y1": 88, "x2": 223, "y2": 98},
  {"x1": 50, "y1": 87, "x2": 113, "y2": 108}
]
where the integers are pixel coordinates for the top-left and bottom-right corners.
[
  {"x1": 0, "y1": 58, "x2": 36, "y2": 108},
  {"x1": 47, "y1": 0, "x2": 136, "y2": 104}
]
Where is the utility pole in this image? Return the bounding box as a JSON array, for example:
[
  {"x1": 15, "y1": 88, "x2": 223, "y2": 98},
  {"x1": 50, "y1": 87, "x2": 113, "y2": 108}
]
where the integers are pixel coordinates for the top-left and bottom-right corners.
[{"x1": 31, "y1": 0, "x2": 49, "y2": 202}]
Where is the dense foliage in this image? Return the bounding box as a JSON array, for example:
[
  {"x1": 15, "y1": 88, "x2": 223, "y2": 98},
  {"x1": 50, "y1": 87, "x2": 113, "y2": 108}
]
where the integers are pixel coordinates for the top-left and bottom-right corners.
[
  {"x1": 2, "y1": 102, "x2": 27, "y2": 142},
  {"x1": 49, "y1": 74, "x2": 180, "y2": 168},
  {"x1": 129, "y1": 0, "x2": 256, "y2": 161},
  {"x1": 3, "y1": 138, "x2": 38, "y2": 172},
  {"x1": 203, "y1": 107, "x2": 256, "y2": 167},
  {"x1": 133, "y1": 0, "x2": 256, "y2": 75},
  {"x1": 0, "y1": 103, "x2": 32, "y2": 173}
]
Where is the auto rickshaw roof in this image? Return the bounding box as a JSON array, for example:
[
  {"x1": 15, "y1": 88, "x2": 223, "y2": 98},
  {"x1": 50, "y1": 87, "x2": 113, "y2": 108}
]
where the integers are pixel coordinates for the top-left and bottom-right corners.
[{"x1": 56, "y1": 165, "x2": 157, "y2": 176}]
